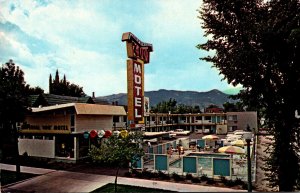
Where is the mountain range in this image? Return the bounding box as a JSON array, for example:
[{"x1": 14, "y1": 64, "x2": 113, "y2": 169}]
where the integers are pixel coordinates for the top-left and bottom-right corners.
[{"x1": 96, "y1": 89, "x2": 237, "y2": 108}]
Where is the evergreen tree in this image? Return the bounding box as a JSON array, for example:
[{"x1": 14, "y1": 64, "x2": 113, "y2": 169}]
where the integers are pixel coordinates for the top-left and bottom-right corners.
[
  {"x1": 49, "y1": 70, "x2": 86, "y2": 97},
  {"x1": 198, "y1": 0, "x2": 300, "y2": 191}
]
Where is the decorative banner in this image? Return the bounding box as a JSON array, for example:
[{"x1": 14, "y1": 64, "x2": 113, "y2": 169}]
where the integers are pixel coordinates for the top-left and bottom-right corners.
[
  {"x1": 90, "y1": 130, "x2": 98, "y2": 138},
  {"x1": 98, "y1": 130, "x2": 105, "y2": 138},
  {"x1": 104, "y1": 130, "x2": 112, "y2": 138},
  {"x1": 83, "y1": 131, "x2": 89, "y2": 139},
  {"x1": 120, "y1": 130, "x2": 128, "y2": 138},
  {"x1": 113, "y1": 130, "x2": 120, "y2": 137}
]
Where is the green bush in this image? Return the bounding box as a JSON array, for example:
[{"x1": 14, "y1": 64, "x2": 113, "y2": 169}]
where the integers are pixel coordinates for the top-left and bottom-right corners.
[
  {"x1": 172, "y1": 172, "x2": 184, "y2": 181},
  {"x1": 191, "y1": 177, "x2": 201, "y2": 183},
  {"x1": 141, "y1": 170, "x2": 154, "y2": 179},
  {"x1": 206, "y1": 178, "x2": 215, "y2": 185},
  {"x1": 200, "y1": 174, "x2": 208, "y2": 181},
  {"x1": 158, "y1": 171, "x2": 170, "y2": 180},
  {"x1": 132, "y1": 169, "x2": 143, "y2": 178},
  {"x1": 124, "y1": 171, "x2": 132, "y2": 177},
  {"x1": 234, "y1": 178, "x2": 245, "y2": 185},
  {"x1": 219, "y1": 175, "x2": 227, "y2": 184},
  {"x1": 241, "y1": 183, "x2": 255, "y2": 190},
  {"x1": 186, "y1": 173, "x2": 194, "y2": 180},
  {"x1": 242, "y1": 183, "x2": 248, "y2": 190},
  {"x1": 225, "y1": 179, "x2": 235, "y2": 187}
]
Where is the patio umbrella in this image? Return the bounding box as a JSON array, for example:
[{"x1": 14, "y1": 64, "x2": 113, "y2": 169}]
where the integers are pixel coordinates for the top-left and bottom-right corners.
[
  {"x1": 202, "y1": 134, "x2": 219, "y2": 140},
  {"x1": 218, "y1": 145, "x2": 245, "y2": 154},
  {"x1": 231, "y1": 139, "x2": 247, "y2": 147}
]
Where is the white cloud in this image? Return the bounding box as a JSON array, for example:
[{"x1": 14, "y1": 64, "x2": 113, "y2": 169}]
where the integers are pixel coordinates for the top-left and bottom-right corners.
[
  {"x1": 2, "y1": 1, "x2": 121, "y2": 48},
  {"x1": 0, "y1": 31, "x2": 54, "y2": 91},
  {"x1": 1, "y1": 0, "x2": 234, "y2": 97},
  {"x1": 148, "y1": 0, "x2": 203, "y2": 41},
  {"x1": 55, "y1": 46, "x2": 127, "y2": 96}
]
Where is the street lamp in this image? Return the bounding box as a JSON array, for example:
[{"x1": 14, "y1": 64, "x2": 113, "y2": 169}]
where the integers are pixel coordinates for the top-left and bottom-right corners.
[{"x1": 243, "y1": 131, "x2": 253, "y2": 192}]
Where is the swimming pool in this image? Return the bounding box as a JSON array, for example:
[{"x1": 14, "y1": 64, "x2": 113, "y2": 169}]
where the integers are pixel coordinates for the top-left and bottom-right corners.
[
  {"x1": 190, "y1": 153, "x2": 230, "y2": 169},
  {"x1": 169, "y1": 153, "x2": 230, "y2": 169}
]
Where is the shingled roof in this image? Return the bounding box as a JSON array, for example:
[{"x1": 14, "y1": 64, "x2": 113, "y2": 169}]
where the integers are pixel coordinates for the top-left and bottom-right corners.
[{"x1": 29, "y1": 94, "x2": 95, "y2": 107}]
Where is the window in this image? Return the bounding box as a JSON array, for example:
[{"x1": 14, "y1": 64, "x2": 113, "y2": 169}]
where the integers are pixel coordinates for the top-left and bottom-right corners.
[
  {"x1": 55, "y1": 135, "x2": 74, "y2": 158},
  {"x1": 25, "y1": 135, "x2": 33, "y2": 139},
  {"x1": 228, "y1": 115, "x2": 237, "y2": 121},
  {"x1": 196, "y1": 116, "x2": 202, "y2": 120},
  {"x1": 44, "y1": 136, "x2": 53, "y2": 140},
  {"x1": 205, "y1": 116, "x2": 211, "y2": 120},
  {"x1": 70, "y1": 114, "x2": 75, "y2": 126},
  {"x1": 70, "y1": 114, "x2": 75, "y2": 132},
  {"x1": 113, "y1": 116, "x2": 119, "y2": 123},
  {"x1": 228, "y1": 126, "x2": 238, "y2": 131},
  {"x1": 34, "y1": 135, "x2": 43, "y2": 139},
  {"x1": 145, "y1": 116, "x2": 150, "y2": 122}
]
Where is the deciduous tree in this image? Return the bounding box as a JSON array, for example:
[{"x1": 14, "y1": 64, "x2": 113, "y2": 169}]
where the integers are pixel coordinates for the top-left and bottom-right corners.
[
  {"x1": 0, "y1": 60, "x2": 28, "y2": 178},
  {"x1": 88, "y1": 131, "x2": 145, "y2": 192},
  {"x1": 198, "y1": 0, "x2": 300, "y2": 191}
]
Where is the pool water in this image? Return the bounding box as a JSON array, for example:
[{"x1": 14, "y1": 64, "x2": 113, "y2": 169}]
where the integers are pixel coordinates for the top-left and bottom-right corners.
[
  {"x1": 188, "y1": 153, "x2": 230, "y2": 158},
  {"x1": 170, "y1": 159, "x2": 181, "y2": 168}
]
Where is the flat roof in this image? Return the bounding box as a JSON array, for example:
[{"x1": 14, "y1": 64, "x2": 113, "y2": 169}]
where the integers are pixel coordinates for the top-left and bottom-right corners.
[{"x1": 144, "y1": 132, "x2": 169, "y2": 137}]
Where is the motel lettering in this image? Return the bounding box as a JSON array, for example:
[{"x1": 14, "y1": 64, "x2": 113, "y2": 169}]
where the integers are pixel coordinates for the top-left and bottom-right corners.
[{"x1": 134, "y1": 61, "x2": 143, "y2": 118}]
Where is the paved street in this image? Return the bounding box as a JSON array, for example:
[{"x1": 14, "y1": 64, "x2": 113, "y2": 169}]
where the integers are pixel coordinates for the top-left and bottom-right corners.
[{"x1": 1, "y1": 163, "x2": 246, "y2": 192}]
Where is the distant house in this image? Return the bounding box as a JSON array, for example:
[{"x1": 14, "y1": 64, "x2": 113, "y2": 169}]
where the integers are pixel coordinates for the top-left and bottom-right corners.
[{"x1": 205, "y1": 107, "x2": 224, "y2": 113}]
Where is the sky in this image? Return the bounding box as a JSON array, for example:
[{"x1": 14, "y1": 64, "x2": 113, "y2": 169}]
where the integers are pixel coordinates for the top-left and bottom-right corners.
[{"x1": 0, "y1": 0, "x2": 242, "y2": 97}]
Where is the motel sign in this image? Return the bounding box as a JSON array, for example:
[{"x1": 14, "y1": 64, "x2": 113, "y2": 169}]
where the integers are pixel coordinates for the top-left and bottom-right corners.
[{"x1": 122, "y1": 32, "x2": 153, "y2": 128}]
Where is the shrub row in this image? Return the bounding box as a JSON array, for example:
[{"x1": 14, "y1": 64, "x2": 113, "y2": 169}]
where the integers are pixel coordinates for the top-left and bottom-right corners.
[{"x1": 126, "y1": 170, "x2": 250, "y2": 189}]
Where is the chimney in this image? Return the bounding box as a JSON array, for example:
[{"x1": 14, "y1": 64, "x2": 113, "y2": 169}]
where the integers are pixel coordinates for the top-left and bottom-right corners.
[{"x1": 92, "y1": 92, "x2": 95, "y2": 98}]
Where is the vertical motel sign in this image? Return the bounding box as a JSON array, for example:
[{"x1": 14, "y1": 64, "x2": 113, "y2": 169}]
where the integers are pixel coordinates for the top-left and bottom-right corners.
[{"x1": 122, "y1": 32, "x2": 153, "y2": 128}]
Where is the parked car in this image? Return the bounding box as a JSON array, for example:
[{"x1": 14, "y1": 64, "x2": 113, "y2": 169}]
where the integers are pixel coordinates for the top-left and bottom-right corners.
[{"x1": 170, "y1": 129, "x2": 191, "y2": 135}]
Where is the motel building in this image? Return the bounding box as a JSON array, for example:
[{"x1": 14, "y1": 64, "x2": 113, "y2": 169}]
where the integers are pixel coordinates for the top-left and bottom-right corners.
[
  {"x1": 18, "y1": 103, "x2": 127, "y2": 161},
  {"x1": 18, "y1": 95, "x2": 257, "y2": 162},
  {"x1": 144, "y1": 111, "x2": 257, "y2": 134},
  {"x1": 18, "y1": 102, "x2": 257, "y2": 161}
]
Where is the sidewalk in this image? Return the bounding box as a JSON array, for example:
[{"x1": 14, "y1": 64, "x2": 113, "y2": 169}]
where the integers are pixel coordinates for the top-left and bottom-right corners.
[{"x1": 1, "y1": 163, "x2": 246, "y2": 192}]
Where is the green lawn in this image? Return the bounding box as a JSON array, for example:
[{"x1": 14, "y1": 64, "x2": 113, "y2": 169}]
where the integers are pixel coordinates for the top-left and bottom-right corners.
[
  {"x1": 1, "y1": 170, "x2": 38, "y2": 186},
  {"x1": 91, "y1": 183, "x2": 177, "y2": 193}
]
